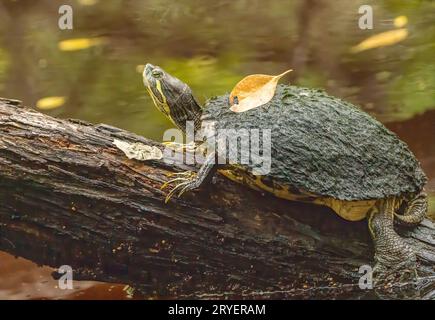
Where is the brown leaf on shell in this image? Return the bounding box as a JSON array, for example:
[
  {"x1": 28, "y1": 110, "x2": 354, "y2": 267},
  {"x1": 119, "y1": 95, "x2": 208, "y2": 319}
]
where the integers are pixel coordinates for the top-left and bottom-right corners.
[{"x1": 229, "y1": 69, "x2": 292, "y2": 113}]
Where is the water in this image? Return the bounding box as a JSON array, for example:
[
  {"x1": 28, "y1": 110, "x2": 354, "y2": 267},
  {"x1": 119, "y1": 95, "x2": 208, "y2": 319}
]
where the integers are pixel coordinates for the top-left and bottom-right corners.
[{"x1": 0, "y1": 0, "x2": 434, "y2": 299}]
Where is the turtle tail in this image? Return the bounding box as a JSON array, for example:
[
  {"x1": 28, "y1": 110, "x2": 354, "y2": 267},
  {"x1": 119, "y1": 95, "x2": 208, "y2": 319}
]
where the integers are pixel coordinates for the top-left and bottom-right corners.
[{"x1": 394, "y1": 190, "x2": 428, "y2": 227}]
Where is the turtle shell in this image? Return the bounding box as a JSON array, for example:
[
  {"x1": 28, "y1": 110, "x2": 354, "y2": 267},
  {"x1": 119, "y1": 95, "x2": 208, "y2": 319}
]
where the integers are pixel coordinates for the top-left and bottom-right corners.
[{"x1": 201, "y1": 85, "x2": 427, "y2": 201}]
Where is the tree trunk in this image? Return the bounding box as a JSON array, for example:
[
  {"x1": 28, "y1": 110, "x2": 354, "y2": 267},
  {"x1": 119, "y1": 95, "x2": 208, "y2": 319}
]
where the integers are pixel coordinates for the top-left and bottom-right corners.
[{"x1": 0, "y1": 98, "x2": 434, "y2": 299}]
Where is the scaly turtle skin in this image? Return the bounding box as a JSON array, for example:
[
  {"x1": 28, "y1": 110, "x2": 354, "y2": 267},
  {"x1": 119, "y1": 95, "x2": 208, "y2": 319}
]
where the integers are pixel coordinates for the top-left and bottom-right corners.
[{"x1": 143, "y1": 63, "x2": 428, "y2": 282}]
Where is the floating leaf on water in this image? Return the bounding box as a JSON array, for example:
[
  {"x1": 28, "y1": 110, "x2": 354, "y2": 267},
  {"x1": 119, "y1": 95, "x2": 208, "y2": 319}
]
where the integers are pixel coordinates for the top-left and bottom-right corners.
[
  {"x1": 113, "y1": 139, "x2": 163, "y2": 161},
  {"x1": 229, "y1": 69, "x2": 292, "y2": 113},
  {"x1": 36, "y1": 96, "x2": 66, "y2": 110},
  {"x1": 394, "y1": 15, "x2": 408, "y2": 28},
  {"x1": 58, "y1": 37, "x2": 105, "y2": 51},
  {"x1": 350, "y1": 28, "x2": 408, "y2": 53}
]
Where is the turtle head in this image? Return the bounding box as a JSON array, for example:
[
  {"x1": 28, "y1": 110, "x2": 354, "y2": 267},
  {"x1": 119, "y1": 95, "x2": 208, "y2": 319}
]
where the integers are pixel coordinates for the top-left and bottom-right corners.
[{"x1": 143, "y1": 63, "x2": 202, "y2": 132}]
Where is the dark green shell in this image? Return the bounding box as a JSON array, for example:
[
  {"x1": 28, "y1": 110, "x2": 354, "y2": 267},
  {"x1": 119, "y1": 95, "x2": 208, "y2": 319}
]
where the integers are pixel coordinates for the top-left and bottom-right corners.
[{"x1": 201, "y1": 85, "x2": 427, "y2": 201}]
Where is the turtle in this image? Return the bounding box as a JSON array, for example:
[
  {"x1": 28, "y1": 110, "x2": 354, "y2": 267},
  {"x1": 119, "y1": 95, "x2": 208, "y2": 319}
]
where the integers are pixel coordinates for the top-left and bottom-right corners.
[{"x1": 142, "y1": 63, "x2": 428, "y2": 280}]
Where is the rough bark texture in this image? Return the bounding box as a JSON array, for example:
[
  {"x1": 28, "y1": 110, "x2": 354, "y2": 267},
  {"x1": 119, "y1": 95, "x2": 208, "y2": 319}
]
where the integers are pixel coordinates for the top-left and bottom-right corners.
[{"x1": 0, "y1": 98, "x2": 433, "y2": 299}]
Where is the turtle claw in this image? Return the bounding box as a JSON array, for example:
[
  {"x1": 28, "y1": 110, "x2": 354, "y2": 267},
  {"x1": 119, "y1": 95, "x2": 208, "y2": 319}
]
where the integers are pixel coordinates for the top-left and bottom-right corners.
[
  {"x1": 164, "y1": 185, "x2": 181, "y2": 203},
  {"x1": 167, "y1": 171, "x2": 195, "y2": 178},
  {"x1": 162, "y1": 171, "x2": 198, "y2": 203},
  {"x1": 161, "y1": 177, "x2": 187, "y2": 190},
  {"x1": 163, "y1": 141, "x2": 197, "y2": 153},
  {"x1": 373, "y1": 258, "x2": 418, "y2": 287},
  {"x1": 161, "y1": 171, "x2": 196, "y2": 190},
  {"x1": 164, "y1": 181, "x2": 193, "y2": 203},
  {"x1": 177, "y1": 183, "x2": 193, "y2": 198}
]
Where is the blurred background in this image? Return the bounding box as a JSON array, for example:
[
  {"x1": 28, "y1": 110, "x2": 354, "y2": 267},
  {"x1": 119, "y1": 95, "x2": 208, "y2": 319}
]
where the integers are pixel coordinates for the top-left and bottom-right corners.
[{"x1": 0, "y1": 0, "x2": 434, "y2": 299}]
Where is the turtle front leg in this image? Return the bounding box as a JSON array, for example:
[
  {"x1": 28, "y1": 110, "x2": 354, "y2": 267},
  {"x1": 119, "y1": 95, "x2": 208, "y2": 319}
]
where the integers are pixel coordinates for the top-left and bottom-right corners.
[
  {"x1": 368, "y1": 198, "x2": 417, "y2": 284},
  {"x1": 162, "y1": 152, "x2": 217, "y2": 203},
  {"x1": 162, "y1": 141, "x2": 197, "y2": 153}
]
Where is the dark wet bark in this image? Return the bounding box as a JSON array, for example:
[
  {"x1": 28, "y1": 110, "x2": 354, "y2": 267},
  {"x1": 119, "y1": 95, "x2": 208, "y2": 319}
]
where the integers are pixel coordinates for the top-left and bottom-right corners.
[{"x1": 0, "y1": 98, "x2": 433, "y2": 299}]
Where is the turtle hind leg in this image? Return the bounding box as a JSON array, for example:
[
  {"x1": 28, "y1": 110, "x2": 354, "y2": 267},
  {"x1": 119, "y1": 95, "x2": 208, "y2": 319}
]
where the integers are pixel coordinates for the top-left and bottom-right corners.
[
  {"x1": 394, "y1": 190, "x2": 428, "y2": 227},
  {"x1": 368, "y1": 198, "x2": 417, "y2": 284}
]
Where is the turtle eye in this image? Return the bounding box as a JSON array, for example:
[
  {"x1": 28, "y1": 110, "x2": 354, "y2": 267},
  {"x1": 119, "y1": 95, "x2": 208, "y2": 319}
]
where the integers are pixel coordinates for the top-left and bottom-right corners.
[{"x1": 152, "y1": 69, "x2": 163, "y2": 79}]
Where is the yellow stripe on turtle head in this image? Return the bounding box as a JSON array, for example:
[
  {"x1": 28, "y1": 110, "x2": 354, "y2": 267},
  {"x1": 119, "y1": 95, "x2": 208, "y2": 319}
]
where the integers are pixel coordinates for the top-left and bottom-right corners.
[
  {"x1": 144, "y1": 78, "x2": 176, "y2": 125},
  {"x1": 155, "y1": 79, "x2": 171, "y2": 115}
]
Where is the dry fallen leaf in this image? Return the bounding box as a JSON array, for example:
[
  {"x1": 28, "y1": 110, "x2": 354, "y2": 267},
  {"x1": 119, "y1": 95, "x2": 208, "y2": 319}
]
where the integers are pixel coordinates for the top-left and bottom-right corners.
[
  {"x1": 113, "y1": 139, "x2": 163, "y2": 161},
  {"x1": 350, "y1": 28, "x2": 408, "y2": 53},
  {"x1": 36, "y1": 96, "x2": 66, "y2": 110},
  {"x1": 230, "y1": 69, "x2": 292, "y2": 113}
]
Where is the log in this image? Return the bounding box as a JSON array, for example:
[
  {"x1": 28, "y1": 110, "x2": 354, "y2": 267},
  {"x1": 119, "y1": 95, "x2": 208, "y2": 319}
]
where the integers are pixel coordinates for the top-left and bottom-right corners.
[{"x1": 0, "y1": 97, "x2": 433, "y2": 299}]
